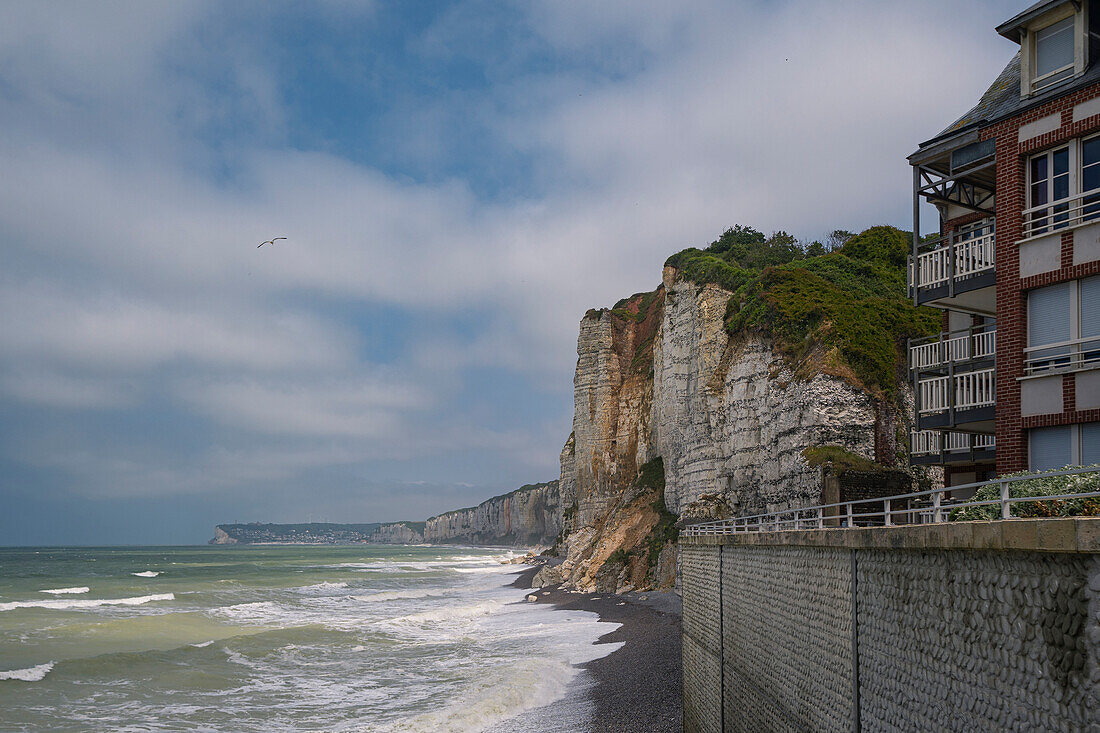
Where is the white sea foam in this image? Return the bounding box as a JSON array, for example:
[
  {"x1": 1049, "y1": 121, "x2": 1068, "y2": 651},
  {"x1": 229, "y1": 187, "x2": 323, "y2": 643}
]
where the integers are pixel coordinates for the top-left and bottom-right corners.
[
  {"x1": 294, "y1": 581, "x2": 349, "y2": 595},
  {"x1": 351, "y1": 588, "x2": 440, "y2": 603},
  {"x1": 356, "y1": 657, "x2": 582, "y2": 732},
  {"x1": 190, "y1": 640, "x2": 214, "y2": 648},
  {"x1": 131, "y1": 571, "x2": 160, "y2": 577},
  {"x1": 0, "y1": 662, "x2": 54, "y2": 682},
  {"x1": 0, "y1": 593, "x2": 174, "y2": 612},
  {"x1": 39, "y1": 587, "x2": 90, "y2": 595}
]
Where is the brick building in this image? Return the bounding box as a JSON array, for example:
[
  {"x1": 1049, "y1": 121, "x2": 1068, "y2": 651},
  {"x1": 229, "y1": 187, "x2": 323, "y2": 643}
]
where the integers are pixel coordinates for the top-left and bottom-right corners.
[{"x1": 908, "y1": 0, "x2": 1100, "y2": 487}]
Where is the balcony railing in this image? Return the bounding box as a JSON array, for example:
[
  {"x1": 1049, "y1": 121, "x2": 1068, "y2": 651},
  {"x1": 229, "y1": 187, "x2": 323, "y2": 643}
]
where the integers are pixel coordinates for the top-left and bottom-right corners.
[
  {"x1": 918, "y1": 368, "x2": 995, "y2": 415},
  {"x1": 1021, "y1": 190, "x2": 1100, "y2": 241},
  {"x1": 910, "y1": 430, "x2": 995, "y2": 456},
  {"x1": 908, "y1": 226, "x2": 996, "y2": 293},
  {"x1": 1023, "y1": 335, "x2": 1100, "y2": 376},
  {"x1": 910, "y1": 325, "x2": 996, "y2": 371}
]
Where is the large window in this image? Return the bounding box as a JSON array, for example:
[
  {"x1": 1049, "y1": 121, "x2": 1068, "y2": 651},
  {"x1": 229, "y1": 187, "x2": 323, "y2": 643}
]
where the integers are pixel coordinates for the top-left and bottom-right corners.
[
  {"x1": 1029, "y1": 145, "x2": 1071, "y2": 233},
  {"x1": 1033, "y1": 16, "x2": 1075, "y2": 91},
  {"x1": 1029, "y1": 422, "x2": 1100, "y2": 471},
  {"x1": 1026, "y1": 276, "x2": 1100, "y2": 374},
  {"x1": 1026, "y1": 136, "x2": 1100, "y2": 236}
]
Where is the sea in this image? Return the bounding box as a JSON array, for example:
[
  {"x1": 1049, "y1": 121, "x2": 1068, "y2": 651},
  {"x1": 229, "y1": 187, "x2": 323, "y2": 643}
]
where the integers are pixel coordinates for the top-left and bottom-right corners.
[{"x1": 0, "y1": 545, "x2": 620, "y2": 732}]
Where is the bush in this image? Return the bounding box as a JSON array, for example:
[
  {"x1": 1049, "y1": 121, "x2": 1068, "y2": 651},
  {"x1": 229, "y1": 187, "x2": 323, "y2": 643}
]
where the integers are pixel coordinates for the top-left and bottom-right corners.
[
  {"x1": 802, "y1": 445, "x2": 879, "y2": 474},
  {"x1": 667, "y1": 225, "x2": 940, "y2": 394},
  {"x1": 606, "y1": 548, "x2": 633, "y2": 565},
  {"x1": 840, "y1": 225, "x2": 910, "y2": 268},
  {"x1": 950, "y1": 465, "x2": 1100, "y2": 521}
]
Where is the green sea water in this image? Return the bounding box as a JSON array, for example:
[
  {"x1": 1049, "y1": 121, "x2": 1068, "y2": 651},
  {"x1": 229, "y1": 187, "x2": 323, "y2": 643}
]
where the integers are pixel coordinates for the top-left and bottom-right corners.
[{"x1": 0, "y1": 545, "x2": 618, "y2": 732}]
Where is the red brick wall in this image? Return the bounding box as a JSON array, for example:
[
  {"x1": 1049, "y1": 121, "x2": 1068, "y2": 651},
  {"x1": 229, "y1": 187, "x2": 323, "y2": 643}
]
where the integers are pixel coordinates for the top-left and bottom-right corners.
[{"x1": 976, "y1": 80, "x2": 1100, "y2": 473}]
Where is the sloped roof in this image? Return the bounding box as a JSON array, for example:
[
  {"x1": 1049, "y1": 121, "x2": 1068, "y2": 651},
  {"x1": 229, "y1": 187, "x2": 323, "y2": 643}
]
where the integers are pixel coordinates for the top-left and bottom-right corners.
[
  {"x1": 937, "y1": 52, "x2": 1022, "y2": 138},
  {"x1": 915, "y1": 50, "x2": 1100, "y2": 156}
]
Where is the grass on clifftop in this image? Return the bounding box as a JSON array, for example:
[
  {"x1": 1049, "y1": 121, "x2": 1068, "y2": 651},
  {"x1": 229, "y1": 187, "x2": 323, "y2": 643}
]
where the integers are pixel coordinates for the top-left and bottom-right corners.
[{"x1": 665, "y1": 225, "x2": 940, "y2": 395}]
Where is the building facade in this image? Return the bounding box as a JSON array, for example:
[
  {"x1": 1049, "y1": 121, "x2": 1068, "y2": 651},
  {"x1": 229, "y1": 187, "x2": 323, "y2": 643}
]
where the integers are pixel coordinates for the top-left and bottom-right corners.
[{"x1": 908, "y1": 0, "x2": 1100, "y2": 486}]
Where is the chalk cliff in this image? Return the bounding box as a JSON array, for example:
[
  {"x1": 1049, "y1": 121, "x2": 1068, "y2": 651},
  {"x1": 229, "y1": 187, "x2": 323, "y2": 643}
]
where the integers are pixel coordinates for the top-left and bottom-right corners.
[
  {"x1": 543, "y1": 226, "x2": 936, "y2": 591},
  {"x1": 424, "y1": 481, "x2": 561, "y2": 547}
]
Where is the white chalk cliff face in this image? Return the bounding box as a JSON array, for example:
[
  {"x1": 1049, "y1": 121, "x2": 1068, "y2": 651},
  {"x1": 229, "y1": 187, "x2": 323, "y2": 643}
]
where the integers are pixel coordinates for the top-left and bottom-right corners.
[
  {"x1": 652, "y1": 269, "x2": 891, "y2": 517},
  {"x1": 423, "y1": 481, "x2": 561, "y2": 547},
  {"x1": 550, "y1": 268, "x2": 912, "y2": 590}
]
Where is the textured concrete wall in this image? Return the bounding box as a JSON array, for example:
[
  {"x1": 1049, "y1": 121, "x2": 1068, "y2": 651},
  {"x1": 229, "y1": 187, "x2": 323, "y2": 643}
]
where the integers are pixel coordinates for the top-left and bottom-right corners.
[
  {"x1": 681, "y1": 545, "x2": 723, "y2": 733},
  {"x1": 857, "y1": 549, "x2": 1098, "y2": 731},
  {"x1": 681, "y1": 527, "x2": 1100, "y2": 733},
  {"x1": 721, "y1": 546, "x2": 853, "y2": 733}
]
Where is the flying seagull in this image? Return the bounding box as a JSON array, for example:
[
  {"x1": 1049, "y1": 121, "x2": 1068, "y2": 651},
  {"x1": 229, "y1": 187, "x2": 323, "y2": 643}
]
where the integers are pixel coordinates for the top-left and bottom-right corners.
[{"x1": 258, "y1": 237, "x2": 287, "y2": 248}]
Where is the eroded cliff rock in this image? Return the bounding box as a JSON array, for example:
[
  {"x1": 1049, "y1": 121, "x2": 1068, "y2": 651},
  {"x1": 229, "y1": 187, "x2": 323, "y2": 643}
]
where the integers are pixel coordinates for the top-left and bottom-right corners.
[
  {"x1": 546, "y1": 231, "x2": 928, "y2": 591},
  {"x1": 424, "y1": 481, "x2": 561, "y2": 547}
]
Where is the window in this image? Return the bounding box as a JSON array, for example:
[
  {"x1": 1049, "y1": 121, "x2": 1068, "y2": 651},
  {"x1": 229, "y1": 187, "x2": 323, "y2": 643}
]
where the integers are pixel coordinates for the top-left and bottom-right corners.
[
  {"x1": 1030, "y1": 425, "x2": 1073, "y2": 470},
  {"x1": 1033, "y1": 16, "x2": 1075, "y2": 91},
  {"x1": 1026, "y1": 276, "x2": 1100, "y2": 374},
  {"x1": 1025, "y1": 135, "x2": 1100, "y2": 236},
  {"x1": 1081, "y1": 136, "x2": 1100, "y2": 221},
  {"x1": 1029, "y1": 422, "x2": 1100, "y2": 470},
  {"x1": 1029, "y1": 145, "x2": 1071, "y2": 233},
  {"x1": 1028, "y1": 282, "x2": 1072, "y2": 370}
]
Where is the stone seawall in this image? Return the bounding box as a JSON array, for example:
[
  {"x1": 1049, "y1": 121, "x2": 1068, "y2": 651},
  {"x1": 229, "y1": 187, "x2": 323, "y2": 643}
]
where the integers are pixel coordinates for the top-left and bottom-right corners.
[{"x1": 681, "y1": 519, "x2": 1100, "y2": 732}]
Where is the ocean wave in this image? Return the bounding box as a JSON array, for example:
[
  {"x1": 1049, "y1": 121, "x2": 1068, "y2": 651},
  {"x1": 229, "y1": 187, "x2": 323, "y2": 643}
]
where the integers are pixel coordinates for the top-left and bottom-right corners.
[
  {"x1": 131, "y1": 571, "x2": 160, "y2": 577},
  {"x1": 372, "y1": 600, "x2": 504, "y2": 640},
  {"x1": 358, "y1": 658, "x2": 579, "y2": 732},
  {"x1": 0, "y1": 593, "x2": 174, "y2": 612},
  {"x1": 351, "y1": 589, "x2": 441, "y2": 603},
  {"x1": 39, "y1": 587, "x2": 90, "y2": 595},
  {"x1": 294, "y1": 581, "x2": 349, "y2": 595},
  {"x1": 0, "y1": 662, "x2": 54, "y2": 682}
]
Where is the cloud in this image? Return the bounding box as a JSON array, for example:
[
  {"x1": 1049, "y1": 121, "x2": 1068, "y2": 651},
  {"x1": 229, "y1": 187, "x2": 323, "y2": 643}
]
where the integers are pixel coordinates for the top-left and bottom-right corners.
[{"x1": 0, "y1": 0, "x2": 1020, "y2": 538}]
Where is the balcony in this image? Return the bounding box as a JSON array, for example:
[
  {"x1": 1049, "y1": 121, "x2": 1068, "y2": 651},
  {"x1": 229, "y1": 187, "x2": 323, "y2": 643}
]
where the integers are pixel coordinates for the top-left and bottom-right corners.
[
  {"x1": 907, "y1": 224, "x2": 996, "y2": 314},
  {"x1": 916, "y1": 367, "x2": 995, "y2": 432},
  {"x1": 910, "y1": 430, "x2": 995, "y2": 466},
  {"x1": 910, "y1": 324, "x2": 996, "y2": 374}
]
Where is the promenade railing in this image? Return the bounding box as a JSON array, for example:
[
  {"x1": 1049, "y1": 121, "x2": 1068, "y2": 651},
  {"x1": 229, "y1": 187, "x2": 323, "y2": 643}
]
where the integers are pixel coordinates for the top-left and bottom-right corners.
[{"x1": 680, "y1": 466, "x2": 1100, "y2": 538}]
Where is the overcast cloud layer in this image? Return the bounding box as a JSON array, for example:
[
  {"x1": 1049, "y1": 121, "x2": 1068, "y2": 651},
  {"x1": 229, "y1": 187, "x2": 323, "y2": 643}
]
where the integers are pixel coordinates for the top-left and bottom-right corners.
[{"x1": 0, "y1": 0, "x2": 1020, "y2": 544}]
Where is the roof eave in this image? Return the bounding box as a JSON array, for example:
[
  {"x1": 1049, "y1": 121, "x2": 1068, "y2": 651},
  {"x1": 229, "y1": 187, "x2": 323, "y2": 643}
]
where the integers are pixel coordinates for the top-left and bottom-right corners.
[{"x1": 996, "y1": 0, "x2": 1076, "y2": 41}]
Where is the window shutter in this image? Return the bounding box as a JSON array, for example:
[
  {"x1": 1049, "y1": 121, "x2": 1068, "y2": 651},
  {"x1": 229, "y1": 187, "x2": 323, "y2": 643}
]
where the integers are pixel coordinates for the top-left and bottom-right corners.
[
  {"x1": 1029, "y1": 282, "x2": 1072, "y2": 347},
  {"x1": 1081, "y1": 276, "x2": 1100, "y2": 338},
  {"x1": 1035, "y1": 17, "x2": 1074, "y2": 77},
  {"x1": 1030, "y1": 426, "x2": 1073, "y2": 471},
  {"x1": 1082, "y1": 423, "x2": 1100, "y2": 466}
]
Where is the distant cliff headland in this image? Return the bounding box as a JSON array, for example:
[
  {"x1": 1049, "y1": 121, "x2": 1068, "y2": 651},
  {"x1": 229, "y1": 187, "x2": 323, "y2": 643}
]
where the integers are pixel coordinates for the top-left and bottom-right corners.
[
  {"x1": 215, "y1": 226, "x2": 939, "y2": 592},
  {"x1": 211, "y1": 482, "x2": 559, "y2": 547}
]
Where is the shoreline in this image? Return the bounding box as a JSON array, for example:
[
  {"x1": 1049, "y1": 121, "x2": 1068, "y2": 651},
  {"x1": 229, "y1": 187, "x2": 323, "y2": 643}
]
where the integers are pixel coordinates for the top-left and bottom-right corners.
[{"x1": 499, "y1": 565, "x2": 682, "y2": 733}]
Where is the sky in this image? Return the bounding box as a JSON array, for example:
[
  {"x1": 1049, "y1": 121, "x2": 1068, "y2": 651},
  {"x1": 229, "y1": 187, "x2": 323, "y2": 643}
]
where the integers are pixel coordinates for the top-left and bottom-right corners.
[{"x1": 0, "y1": 0, "x2": 1023, "y2": 545}]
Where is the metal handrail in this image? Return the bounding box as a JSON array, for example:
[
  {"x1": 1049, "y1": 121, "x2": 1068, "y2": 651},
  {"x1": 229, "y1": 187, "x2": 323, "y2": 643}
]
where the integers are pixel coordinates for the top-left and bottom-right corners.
[
  {"x1": 1020, "y1": 190, "x2": 1100, "y2": 240},
  {"x1": 1022, "y1": 335, "x2": 1100, "y2": 376},
  {"x1": 681, "y1": 466, "x2": 1100, "y2": 537}
]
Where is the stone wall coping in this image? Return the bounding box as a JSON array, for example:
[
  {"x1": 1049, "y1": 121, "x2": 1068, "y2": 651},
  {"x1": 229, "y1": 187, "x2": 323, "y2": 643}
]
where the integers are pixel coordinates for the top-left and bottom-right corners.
[{"x1": 680, "y1": 517, "x2": 1100, "y2": 553}]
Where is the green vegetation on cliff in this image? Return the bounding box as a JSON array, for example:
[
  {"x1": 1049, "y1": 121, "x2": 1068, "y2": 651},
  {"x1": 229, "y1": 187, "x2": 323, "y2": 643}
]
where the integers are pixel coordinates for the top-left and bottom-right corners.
[{"x1": 665, "y1": 225, "x2": 940, "y2": 394}]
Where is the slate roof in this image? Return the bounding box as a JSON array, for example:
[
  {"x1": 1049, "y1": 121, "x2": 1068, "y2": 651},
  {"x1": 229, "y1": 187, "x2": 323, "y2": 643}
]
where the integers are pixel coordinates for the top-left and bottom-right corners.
[{"x1": 917, "y1": 50, "x2": 1100, "y2": 155}]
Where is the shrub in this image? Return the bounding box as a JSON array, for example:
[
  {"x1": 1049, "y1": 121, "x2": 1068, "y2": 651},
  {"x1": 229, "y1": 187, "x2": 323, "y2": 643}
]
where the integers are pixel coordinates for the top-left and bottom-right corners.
[
  {"x1": 950, "y1": 465, "x2": 1100, "y2": 521},
  {"x1": 801, "y1": 445, "x2": 879, "y2": 474},
  {"x1": 667, "y1": 225, "x2": 940, "y2": 394},
  {"x1": 606, "y1": 548, "x2": 633, "y2": 565}
]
